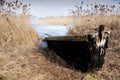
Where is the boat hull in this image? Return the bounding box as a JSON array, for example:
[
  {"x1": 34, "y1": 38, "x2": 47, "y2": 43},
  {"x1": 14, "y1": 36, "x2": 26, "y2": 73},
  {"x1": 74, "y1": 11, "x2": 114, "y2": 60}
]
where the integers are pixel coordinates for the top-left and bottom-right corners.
[{"x1": 45, "y1": 38, "x2": 106, "y2": 72}]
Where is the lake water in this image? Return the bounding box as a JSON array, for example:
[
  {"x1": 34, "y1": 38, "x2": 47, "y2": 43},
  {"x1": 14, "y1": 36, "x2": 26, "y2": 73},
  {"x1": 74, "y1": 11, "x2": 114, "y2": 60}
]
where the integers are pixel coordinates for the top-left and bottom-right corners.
[{"x1": 31, "y1": 16, "x2": 71, "y2": 48}]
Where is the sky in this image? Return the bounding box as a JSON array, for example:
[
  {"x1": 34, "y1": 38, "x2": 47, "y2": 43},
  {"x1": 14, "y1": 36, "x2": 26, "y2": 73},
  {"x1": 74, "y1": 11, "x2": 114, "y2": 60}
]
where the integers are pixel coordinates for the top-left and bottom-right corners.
[{"x1": 21, "y1": 0, "x2": 120, "y2": 17}]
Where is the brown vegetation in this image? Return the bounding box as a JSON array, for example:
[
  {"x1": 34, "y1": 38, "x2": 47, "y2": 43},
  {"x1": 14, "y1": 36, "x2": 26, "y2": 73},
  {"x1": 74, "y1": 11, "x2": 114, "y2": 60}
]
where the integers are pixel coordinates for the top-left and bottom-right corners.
[
  {"x1": 0, "y1": 0, "x2": 40, "y2": 52},
  {"x1": 40, "y1": 16, "x2": 74, "y2": 25},
  {"x1": 0, "y1": 15, "x2": 40, "y2": 52},
  {"x1": 0, "y1": 0, "x2": 119, "y2": 80}
]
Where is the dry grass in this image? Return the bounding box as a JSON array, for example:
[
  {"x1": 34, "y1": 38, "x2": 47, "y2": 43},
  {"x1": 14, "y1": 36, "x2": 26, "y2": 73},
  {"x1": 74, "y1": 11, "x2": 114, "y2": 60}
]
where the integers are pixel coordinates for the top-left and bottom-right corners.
[
  {"x1": 0, "y1": 14, "x2": 119, "y2": 80},
  {"x1": 0, "y1": 15, "x2": 40, "y2": 52},
  {"x1": 0, "y1": 49, "x2": 119, "y2": 80},
  {"x1": 40, "y1": 16, "x2": 74, "y2": 25},
  {"x1": 0, "y1": 0, "x2": 119, "y2": 79}
]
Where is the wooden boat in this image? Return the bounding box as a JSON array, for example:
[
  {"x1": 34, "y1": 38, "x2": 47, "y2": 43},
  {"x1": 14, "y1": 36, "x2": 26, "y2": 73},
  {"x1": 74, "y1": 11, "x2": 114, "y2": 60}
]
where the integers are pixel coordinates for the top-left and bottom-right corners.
[{"x1": 43, "y1": 25, "x2": 110, "y2": 72}]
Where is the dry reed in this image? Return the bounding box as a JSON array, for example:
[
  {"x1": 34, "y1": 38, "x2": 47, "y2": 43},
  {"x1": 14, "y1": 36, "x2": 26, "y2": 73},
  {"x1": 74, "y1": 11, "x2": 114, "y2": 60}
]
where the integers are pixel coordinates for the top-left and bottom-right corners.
[
  {"x1": 0, "y1": 15, "x2": 40, "y2": 52},
  {"x1": 0, "y1": 0, "x2": 119, "y2": 80}
]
